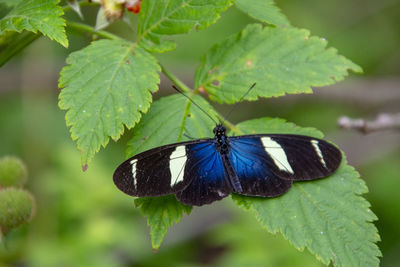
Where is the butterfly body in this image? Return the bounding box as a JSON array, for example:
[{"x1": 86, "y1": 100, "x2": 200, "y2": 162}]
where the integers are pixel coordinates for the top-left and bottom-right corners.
[{"x1": 114, "y1": 124, "x2": 341, "y2": 206}]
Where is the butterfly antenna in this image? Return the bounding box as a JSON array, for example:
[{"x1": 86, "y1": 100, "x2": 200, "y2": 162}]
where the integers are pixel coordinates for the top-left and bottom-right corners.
[
  {"x1": 222, "y1": 83, "x2": 256, "y2": 124},
  {"x1": 172, "y1": 85, "x2": 219, "y2": 125}
]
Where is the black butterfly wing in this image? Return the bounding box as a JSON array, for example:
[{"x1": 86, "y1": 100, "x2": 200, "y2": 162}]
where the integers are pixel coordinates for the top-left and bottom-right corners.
[
  {"x1": 175, "y1": 142, "x2": 232, "y2": 206},
  {"x1": 113, "y1": 139, "x2": 233, "y2": 206},
  {"x1": 114, "y1": 133, "x2": 342, "y2": 205},
  {"x1": 264, "y1": 134, "x2": 342, "y2": 179},
  {"x1": 113, "y1": 140, "x2": 204, "y2": 197},
  {"x1": 228, "y1": 134, "x2": 342, "y2": 197},
  {"x1": 228, "y1": 136, "x2": 293, "y2": 197}
]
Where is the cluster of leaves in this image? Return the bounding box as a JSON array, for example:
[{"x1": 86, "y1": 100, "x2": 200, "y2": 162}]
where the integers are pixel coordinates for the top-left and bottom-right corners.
[
  {"x1": 0, "y1": 156, "x2": 35, "y2": 240},
  {"x1": 0, "y1": 0, "x2": 381, "y2": 265}
]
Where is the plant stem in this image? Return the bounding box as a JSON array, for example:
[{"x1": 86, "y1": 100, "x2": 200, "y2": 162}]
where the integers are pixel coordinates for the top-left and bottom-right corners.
[
  {"x1": 160, "y1": 63, "x2": 192, "y2": 93},
  {"x1": 64, "y1": 2, "x2": 237, "y2": 132},
  {"x1": 66, "y1": 21, "x2": 121, "y2": 40}
]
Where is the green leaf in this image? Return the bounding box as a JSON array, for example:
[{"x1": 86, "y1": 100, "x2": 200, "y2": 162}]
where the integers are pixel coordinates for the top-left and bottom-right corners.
[
  {"x1": 127, "y1": 93, "x2": 218, "y2": 249},
  {"x1": 0, "y1": 0, "x2": 19, "y2": 8},
  {"x1": 0, "y1": 188, "x2": 35, "y2": 235},
  {"x1": 211, "y1": 214, "x2": 323, "y2": 267},
  {"x1": 232, "y1": 118, "x2": 381, "y2": 266},
  {"x1": 235, "y1": 0, "x2": 290, "y2": 26},
  {"x1": 137, "y1": 0, "x2": 233, "y2": 52},
  {"x1": 0, "y1": 156, "x2": 28, "y2": 188},
  {"x1": 0, "y1": 0, "x2": 68, "y2": 47},
  {"x1": 195, "y1": 24, "x2": 362, "y2": 104},
  {"x1": 135, "y1": 195, "x2": 192, "y2": 250},
  {"x1": 59, "y1": 40, "x2": 160, "y2": 168},
  {"x1": 0, "y1": 31, "x2": 39, "y2": 67},
  {"x1": 232, "y1": 117, "x2": 322, "y2": 136},
  {"x1": 127, "y1": 93, "x2": 218, "y2": 156}
]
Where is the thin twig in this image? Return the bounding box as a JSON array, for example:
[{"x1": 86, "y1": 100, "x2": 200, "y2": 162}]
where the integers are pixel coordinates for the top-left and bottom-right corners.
[
  {"x1": 338, "y1": 113, "x2": 400, "y2": 134},
  {"x1": 66, "y1": 21, "x2": 121, "y2": 40}
]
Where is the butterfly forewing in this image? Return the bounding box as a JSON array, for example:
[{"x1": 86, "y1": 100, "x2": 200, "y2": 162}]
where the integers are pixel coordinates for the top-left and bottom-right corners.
[
  {"x1": 269, "y1": 135, "x2": 342, "y2": 179},
  {"x1": 113, "y1": 142, "x2": 197, "y2": 197},
  {"x1": 229, "y1": 134, "x2": 342, "y2": 181},
  {"x1": 228, "y1": 137, "x2": 293, "y2": 197}
]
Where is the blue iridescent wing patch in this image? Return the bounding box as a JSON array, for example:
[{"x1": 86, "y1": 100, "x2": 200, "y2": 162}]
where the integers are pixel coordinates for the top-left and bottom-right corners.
[
  {"x1": 175, "y1": 142, "x2": 232, "y2": 206},
  {"x1": 228, "y1": 137, "x2": 293, "y2": 197}
]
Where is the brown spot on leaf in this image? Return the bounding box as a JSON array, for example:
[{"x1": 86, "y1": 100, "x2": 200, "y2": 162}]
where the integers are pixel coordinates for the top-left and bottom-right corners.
[{"x1": 212, "y1": 80, "x2": 220, "y2": 86}]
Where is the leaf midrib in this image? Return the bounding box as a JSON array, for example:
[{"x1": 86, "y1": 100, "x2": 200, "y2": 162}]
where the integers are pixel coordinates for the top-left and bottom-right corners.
[
  {"x1": 80, "y1": 43, "x2": 135, "y2": 156},
  {"x1": 137, "y1": 0, "x2": 192, "y2": 42}
]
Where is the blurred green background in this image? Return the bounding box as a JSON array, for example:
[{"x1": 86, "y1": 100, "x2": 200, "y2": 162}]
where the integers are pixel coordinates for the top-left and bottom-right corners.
[{"x1": 1, "y1": 0, "x2": 400, "y2": 266}]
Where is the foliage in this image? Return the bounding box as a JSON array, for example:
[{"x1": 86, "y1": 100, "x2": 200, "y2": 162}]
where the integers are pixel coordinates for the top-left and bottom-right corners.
[
  {"x1": 211, "y1": 213, "x2": 323, "y2": 267},
  {"x1": 0, "y1": 0, "x2": 67, "y2": 47},
  {"x1": 235, "y1": 0, "x2": 290, "y2": 27},
  {"x1": 126, "y1": 94, "x2": 218, "y2": 156},
  {"x1": 195, "y1": 24, "x2": 362, "y2": 103},
  {"x1": 135, "y1": 195, "x2": 192, "y2": 250},
  {"x1": 137, "y1": 0, "x2": 233, "y2": 52},
  {"x1": 126, "y1": 94, "x2": 217, "y2": 249},
  {"x1": 59, "y1": 40, "x2": 160, "y2": 167},
  {"x1": 232, "y1": 118, "x2": 381, "y2": 266},
  {"x1": 0, "y1": 0, "x2": 17, "y2": 7},
  {"x1": 0, "y1": 0, "x2": 382, "y2": 266}
]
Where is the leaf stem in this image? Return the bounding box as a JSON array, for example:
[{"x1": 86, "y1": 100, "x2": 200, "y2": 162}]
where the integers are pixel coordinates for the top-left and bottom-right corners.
[
  {"x1": 63, "y1": 2, "x2": 241, "y2": 135},
  {"x1": 160, "y1": 63, "x2": 191, "y2": 93},
  {"x1": 66, "y1": 21, "x2": 121, "y2": 40}
]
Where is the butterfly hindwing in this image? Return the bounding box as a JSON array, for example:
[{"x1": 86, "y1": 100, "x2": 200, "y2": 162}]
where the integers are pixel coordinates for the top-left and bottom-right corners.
[{"x1": 175, "y1": 142, "x2": 232, "y2": 206}]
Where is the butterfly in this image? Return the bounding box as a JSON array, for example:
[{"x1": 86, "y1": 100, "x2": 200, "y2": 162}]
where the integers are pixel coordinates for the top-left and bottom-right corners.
[{"x1": 113, "y1": 123, "x2": 342, "y2": 206}]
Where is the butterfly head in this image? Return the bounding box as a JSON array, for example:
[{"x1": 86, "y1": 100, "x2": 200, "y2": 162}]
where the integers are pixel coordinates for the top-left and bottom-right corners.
[{"x1": 213, "y1": 124, "x2": 227, "y2": 138}]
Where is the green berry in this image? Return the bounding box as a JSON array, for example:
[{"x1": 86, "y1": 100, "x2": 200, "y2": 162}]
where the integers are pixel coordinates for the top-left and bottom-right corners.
[
  {"x1": 0, "y1": 188, "x2": 35, "y2": 234},
  {"x1": 0, "y1": 156, "x2": 28, "y2": 188}
]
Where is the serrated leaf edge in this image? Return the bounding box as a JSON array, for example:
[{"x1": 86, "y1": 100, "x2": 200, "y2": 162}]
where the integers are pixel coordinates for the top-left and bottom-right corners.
[
  {"x1": 0, "y1": 0, "x2": 68, "y2": 47},
  {"x1": 58, "y1": 41, "x2": 160, "y2": 165}
]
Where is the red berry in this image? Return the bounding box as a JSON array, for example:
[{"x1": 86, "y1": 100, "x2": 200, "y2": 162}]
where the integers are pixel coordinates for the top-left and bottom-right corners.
[{"x1": 126, "y1": 0, "x2": 141, "y2": 14}]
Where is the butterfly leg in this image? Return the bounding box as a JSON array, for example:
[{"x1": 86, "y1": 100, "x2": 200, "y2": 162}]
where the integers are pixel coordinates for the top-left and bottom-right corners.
[{"x1": 183, "y1": 133, "x2": 196, "y2": 140}]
